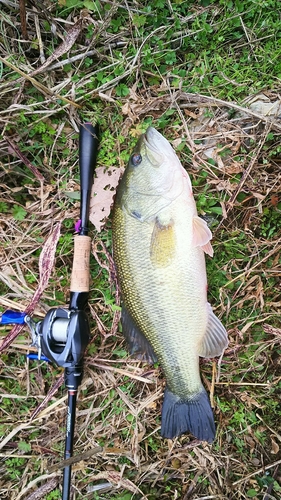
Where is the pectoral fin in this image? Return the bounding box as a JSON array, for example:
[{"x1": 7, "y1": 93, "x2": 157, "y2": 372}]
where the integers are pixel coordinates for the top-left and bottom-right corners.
[
  {"x1": 198, "y1": 303, "x2": 228, "y2": 358},
  {"x1": 150, "y1": 217, "x2": 176, "y2": 267},
  {"x1": 121, "y1": 306, "x2": 157, "y2": 364},
  {"x1": 192, "y1": 216, "x2": 213, "y2": 257}
]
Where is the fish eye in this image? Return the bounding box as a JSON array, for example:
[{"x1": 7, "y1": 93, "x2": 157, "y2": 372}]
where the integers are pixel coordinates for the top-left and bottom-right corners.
[{"x1": 131, "y1": 153, "x2": 142, "y2": 166}]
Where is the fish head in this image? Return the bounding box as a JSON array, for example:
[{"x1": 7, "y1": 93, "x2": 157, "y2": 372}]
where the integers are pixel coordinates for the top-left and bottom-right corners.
[{"x1": 120, "y1": 127, "x2": 192, "y2": 221}]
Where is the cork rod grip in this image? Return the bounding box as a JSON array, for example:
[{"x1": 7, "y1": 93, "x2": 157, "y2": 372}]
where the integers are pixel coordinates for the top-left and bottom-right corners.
[{"x1": 70, "y1": 235, "x2": 91, "y2": 292}]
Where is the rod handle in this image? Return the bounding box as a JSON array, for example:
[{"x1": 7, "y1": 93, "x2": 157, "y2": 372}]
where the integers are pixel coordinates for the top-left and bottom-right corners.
[{"x1": 70, "y1": 235, "x2": 91, "y2": 293}]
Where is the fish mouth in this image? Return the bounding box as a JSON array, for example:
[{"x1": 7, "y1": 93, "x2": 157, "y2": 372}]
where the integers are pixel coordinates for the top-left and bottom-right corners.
[
  {"x1": 143, "y1": 126, "x2": 174, "y2": 158},
  {"x1": 143, "y1": 127, "x2": 163, "y2": 154},
  {"x1": 136, "y1": 127, "x2": 176, "y2": 168}
]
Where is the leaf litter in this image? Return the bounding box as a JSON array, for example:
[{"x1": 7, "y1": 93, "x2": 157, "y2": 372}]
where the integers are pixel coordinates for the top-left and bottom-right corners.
[{"x1": 0, "y1": 2, "x2": 281, "y2": 500}]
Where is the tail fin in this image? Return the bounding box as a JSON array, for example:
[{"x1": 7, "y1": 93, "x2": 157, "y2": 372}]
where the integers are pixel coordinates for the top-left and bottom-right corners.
[{"x1": 161, "y1": 387, "x2": 216, "y2": 442}]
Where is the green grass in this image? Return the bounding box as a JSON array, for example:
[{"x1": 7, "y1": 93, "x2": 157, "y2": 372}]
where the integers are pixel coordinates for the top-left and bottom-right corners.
[{"x1": 0, "y1": 0, "x2": 281, "y2": 499}]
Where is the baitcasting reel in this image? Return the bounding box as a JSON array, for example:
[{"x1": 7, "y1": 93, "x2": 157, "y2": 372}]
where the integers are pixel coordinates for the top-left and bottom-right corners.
[
  {"x1": 1, "y1": 306, "x2": 91, "y2": 389},
  {"x1": 33, "y1": 307, "x2": 90, "y2": 369},
  {"x1": 0, "y1": 122, "x2": 99, "y2": 500},
  {"x1": 1, "y1": 307, "x2": 90, "y2": 367}
]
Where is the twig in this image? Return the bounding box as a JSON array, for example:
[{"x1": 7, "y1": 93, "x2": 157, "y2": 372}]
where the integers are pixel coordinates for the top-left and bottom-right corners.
[
  {"x1": 256, "y1": 414, "x2": 281, "y2": 443},
  {"x1": 263, "y1": 464, "x2": 280, "y2": 500},
  {"x1": 47, "y1": 445, "x2": 130, "y2": 473},
  {"x1": 226, "y1": 125, "x2": 270, "y2": 210},
  {"x1": 88, "y1": 360, "x2": 154, "y2": 384},
  {"x1": 178, "y1": 92, "x2": 281, "y2": 131},
  {"x1": 239, "y1": 15, "x2": 258, "y2": 62},
  {"x1": 223, "y1": 238, "x2": 281, "y2": 287},
  {"x1": 4, "y1": 136, "x2": 45, "y2": 182},
  {"x1": 215, "y1": 382, "x2": 271, "y2": 387},
  {"x1": 0, "y1": 56, "x2": 81, "y2": 108},
  {"x1": 34, "y1": 14, "x2": 46, "y2": 64},
  {"x1": 19, "y1": 0, "x2": 27, "y2": 39},
  {"x1": 48, "y1": 446, "x2": 103, "y2": 473},
  {"x1": 15, "y1": 474, "x2": 59, "y2": 500},
  {"x1": 44, "y1": 44, "x2": 126, "y2": 72},
  {"x1": 30, "y1": 373, "x2": 64, "y2": 420},
  {"x1": 210, "y1": 361, "x2": 216, "y2": 408},
  {"x1": 128, "y1": 25, "x2": 168, "y2": 71},
  {"x1": 232, "y1": 459, "x2": 281, "y2": 486}
]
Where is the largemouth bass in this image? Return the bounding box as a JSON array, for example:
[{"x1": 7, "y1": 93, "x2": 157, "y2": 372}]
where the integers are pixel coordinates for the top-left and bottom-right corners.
[{"x1": 112, "y1": 127, "x2": 228, "y2": 442}]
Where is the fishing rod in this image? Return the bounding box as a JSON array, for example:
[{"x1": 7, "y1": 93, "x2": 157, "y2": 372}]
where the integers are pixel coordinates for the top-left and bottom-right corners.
[{"x1": 1, "y1": 122, "x2": 99, "y2": 499}]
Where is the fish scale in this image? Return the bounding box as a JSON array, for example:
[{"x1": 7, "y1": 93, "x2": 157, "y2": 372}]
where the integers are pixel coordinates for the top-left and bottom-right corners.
[
  {"x1": 112, "y1": 127, "x2": 228, "y2": 441},
  {"x1": 113, "y1": 201, "x2": 206, "y2": 397}
]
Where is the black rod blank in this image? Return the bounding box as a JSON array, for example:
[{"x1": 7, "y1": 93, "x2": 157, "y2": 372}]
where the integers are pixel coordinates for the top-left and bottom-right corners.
[
  {"x1": 62, "y1": 390, "x2": 77, "y2": 500},
  {"x1": 79, "y1": 123, "x2": 99, "y2": 236}
]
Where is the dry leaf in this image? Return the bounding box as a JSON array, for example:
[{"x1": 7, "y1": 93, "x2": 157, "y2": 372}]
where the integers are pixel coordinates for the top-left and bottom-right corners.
[
  {"x1": 89, "y1": 166, "x2": 123, "y2": 232},
  {"x1": 270, "y1": 193, "x2": 279, "y2": 206},
  {"x1": 270, "y1": 437, "x2": 280, "y2": 454},
  {"x1": 171, "y1": 458, "x2": 182, "y2": 469},
  {"x1": 172, "y1": 138, "x2": 182, "y2": 148},
  {"x1": 0, "y1": 223, "x2": 61, "y2": 353},
  {"x1": 184, "y1": 109, "x2": 198, "y2": 119},
  {"x1": 98, "y1": 92, "x2": 116, "y2": 103},
  {"x1": 129, "y1": 124, "x2": 143, "y2": 138},
  {"x1": 208, "y1": 179, "x2": 238, "y2": 192},
  {"x1": 30, "y1": 17, "x2": 83, "y2": 76},
  {"x1": 122, "y1": 101, "x2": 132, "y2": 117},
  {"x1": 240, "y1": 392, "x2": 263, "y2": 408}
]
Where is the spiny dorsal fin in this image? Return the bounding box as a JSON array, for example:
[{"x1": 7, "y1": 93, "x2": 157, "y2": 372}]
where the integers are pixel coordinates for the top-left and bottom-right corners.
[
  {"x1": 121, "y1": 306, "x2": 157, "y2": 364},
  {"x1": 198, "y1": 303, "x2": 228, "y2": 358},
  {"x1": 150, "y1": 217, "x2": 176, "y2": 267},
  {"x1": 192, "y1": 216, "x2": 213, "y2": 257}
]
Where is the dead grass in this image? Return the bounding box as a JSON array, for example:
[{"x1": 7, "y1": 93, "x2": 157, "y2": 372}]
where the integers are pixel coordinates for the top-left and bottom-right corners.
[{"x1": 0, "y1": 1, "x2": 281, "y2": 499}]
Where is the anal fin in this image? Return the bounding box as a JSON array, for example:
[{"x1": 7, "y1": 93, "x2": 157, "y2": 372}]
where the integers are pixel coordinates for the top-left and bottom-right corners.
[
  {"x1": 121, "y1": 306, "x2": 157, "y2": 364},
  {"x1": 198, "y1": 303, "x2": 228, "y2": 358}
]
